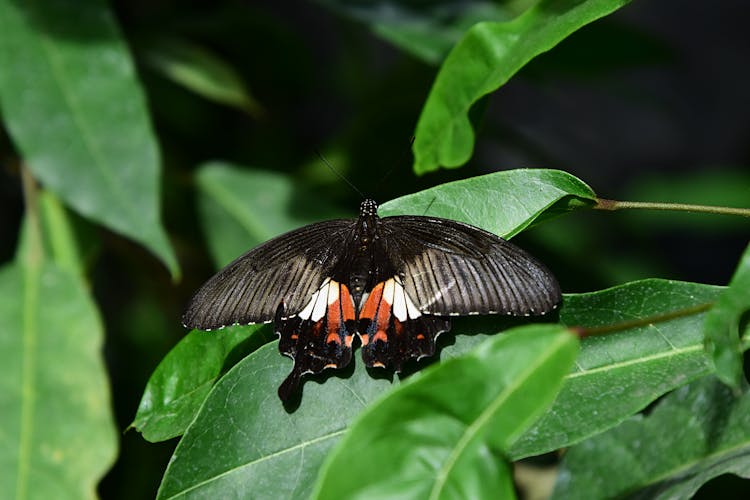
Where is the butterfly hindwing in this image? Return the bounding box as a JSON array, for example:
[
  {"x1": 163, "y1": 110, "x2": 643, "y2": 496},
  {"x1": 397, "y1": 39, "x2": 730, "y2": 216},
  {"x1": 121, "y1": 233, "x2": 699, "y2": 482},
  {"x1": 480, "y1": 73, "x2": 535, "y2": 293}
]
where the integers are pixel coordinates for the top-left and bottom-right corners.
[
  {"x1": 358, "y1": 276, "x2": 451, "y2": 371},
  {"x1": 380, "y1": 216, "x2": 561, "y2": 317},
  {"x1": 182, "y1": 219, "x2": 354, "y2": 329},
  {"x1": 276, "y1": 278, "x2": 357, "y2": 401}
]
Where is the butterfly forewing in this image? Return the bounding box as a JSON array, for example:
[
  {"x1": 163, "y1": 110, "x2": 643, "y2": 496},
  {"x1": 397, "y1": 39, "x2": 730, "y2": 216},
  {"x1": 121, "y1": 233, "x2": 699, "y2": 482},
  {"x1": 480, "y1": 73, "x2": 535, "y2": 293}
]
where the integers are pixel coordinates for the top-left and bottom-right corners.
[
  {"x1": 182, "y1": 219, "x2": 354, "y2": 330},
  {"x1": 381, "y1": 216, "x2": 561, "y2": 316}
]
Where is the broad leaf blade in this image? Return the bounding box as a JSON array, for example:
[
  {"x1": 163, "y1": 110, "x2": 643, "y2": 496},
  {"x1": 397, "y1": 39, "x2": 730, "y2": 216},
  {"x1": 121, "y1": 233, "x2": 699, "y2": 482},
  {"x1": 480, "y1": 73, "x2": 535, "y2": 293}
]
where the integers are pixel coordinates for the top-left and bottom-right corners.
[
  {"x1": 553, "y1": 377, "x2": 750, "y2": 499},
  {"x1": 132, "y1": 324, "x2": 273, "y2": 443},
  {"x1": 379, "y1": 169, "x2": 596, "y2": 238},
  {"x1": 156, "y1": 344, "x2": 394, "y2": 500},
  {"x1": 197, "y1": 162, "x2": 349, "y2": 267},
  {"x1": 704, "y1": 242, "x2": 750, "y2": 388},
  {"x1": 313, "y1": 325, "x2": 578, "y2": 500},
  {"x1": 510, "y1": 279, "x2": 721, "y2": 458},
  {"x1": 0, "y1": 262, "x2": 117, "y2": 499},
  {"x1": 0, "y1": 0, "x2": 178, "y2": 276},
  {"x1": 413, "y1": 0, "x2": 631, "y2": 174}
]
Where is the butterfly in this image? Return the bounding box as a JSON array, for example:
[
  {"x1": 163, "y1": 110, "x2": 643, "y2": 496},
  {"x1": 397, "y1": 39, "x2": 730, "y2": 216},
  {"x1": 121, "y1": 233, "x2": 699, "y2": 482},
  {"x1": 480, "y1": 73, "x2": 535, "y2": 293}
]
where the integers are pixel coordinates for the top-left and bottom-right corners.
[{"x1": 183, "y1": 199, "x2": 561, "y2": 402}]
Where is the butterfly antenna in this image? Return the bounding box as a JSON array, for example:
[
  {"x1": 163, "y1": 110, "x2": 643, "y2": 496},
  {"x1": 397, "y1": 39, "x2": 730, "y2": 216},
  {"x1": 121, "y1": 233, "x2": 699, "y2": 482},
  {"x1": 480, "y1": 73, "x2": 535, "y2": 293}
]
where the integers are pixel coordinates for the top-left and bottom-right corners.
[{"x1": 315, "y1": 149, "x2": 366, "y2": 199}]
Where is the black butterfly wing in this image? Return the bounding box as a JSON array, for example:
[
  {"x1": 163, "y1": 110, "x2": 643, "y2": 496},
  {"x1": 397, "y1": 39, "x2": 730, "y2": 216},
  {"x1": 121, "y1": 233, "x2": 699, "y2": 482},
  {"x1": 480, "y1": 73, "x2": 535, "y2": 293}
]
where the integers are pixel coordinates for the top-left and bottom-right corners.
[
  {"x1": 380, "y1": 216, "x2": 562, "y2": 316},
  {"x1": 182, "y1": 219, "x2": 355, "y2": 330}
]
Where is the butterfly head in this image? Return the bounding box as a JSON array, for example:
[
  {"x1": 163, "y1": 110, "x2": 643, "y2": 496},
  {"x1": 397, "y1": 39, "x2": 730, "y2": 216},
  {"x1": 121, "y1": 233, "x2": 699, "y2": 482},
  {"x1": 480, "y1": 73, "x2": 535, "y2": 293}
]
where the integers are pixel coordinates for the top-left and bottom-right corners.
[{"x1": 359, "y1": 199, "x2": 378, "y2": 218}]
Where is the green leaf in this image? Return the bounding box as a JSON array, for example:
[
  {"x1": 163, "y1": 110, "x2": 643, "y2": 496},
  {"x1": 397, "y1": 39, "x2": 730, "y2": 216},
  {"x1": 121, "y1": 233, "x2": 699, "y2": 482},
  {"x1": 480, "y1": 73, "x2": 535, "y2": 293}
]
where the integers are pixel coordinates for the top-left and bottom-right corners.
[
  {"x1": 379, "y1": 169, "x2": 596, "y2": 238},
  {"x1": 196, "y1": 162, "x2": 349, "y2": 267},
  {"x1": 0, "y1": 0, "x2": 178, "y2": 277},
  {"x1": 144, "y1": 38, "x2": 264, "y2": 117},
  {"x1": 156, "y1": 343, "x2": 394, "y2": 500},
  {"x1": 132, "y1": 324, "x2": 273, "y2": 443},
  {"x1": 510, "y1": 279, "x2": 721, "y2": 458},
  {"x1": 413, "y1": 0, "x2": 631, "y2": 174},
  {"x1": 313, "y1": 325, "x2": 578, "y2": 500},
  {"x1": 704, "y1": 242, "x2": 750, "y2": 388},
  {"x1": 553, "y1": 377, "x2": 750, "y2": 499},
  {"x1": 0, "y1": 261, "x2": 117, "y2": 499}
]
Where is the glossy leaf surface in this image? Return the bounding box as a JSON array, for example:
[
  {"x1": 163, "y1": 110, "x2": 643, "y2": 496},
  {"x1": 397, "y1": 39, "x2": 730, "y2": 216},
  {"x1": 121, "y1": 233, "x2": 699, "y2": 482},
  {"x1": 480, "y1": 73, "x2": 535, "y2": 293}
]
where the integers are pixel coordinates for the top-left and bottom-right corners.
[
  {"x1": 156, "y1": 344, "x2": 393, "y2": 499},
  {"x1": 379, "y1": 169, "x2": 596, "y2": 238},
  {"x1": 132, "y1": 324, "x2": 272, "y2": 442},
  {"x1": 313, "y1": 325, "x2": 578, "y2": 500},
  {"x1": 554, "y1": 377, "x2": 750, "y2": 499},
  {"x1": 510, "y1": 279, "x2": 721, "y2": 458}
]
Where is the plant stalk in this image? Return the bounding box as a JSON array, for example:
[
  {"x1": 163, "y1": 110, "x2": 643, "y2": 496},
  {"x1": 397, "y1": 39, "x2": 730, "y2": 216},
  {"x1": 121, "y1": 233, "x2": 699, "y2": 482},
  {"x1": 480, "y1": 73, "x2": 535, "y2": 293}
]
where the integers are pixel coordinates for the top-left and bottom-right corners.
[{"x1": 595, "y1": 198, "x2": 750, "y2": 218}]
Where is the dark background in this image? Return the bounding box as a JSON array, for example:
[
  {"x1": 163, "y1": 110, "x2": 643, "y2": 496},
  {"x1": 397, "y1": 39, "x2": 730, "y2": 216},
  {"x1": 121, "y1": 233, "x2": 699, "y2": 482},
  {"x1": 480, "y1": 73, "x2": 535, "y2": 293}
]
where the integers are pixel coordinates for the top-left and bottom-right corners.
[{"x1": 1, "y1": 0, "x2": 748, "y2": 497}]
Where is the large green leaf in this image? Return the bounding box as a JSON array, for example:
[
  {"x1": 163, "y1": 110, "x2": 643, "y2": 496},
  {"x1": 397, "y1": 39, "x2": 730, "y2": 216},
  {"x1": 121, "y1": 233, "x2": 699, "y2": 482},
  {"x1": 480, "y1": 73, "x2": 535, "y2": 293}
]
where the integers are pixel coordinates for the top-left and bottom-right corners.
[
  {"x1": 510, "y1": 279, "x2": 722, "y2": 458},
  {"x1": 155, "y1": 343, "x2": 394, "y2": 500},
  {"x1": 704, "y1": 242, "x2": 750, "y2": 388},
  {"x1": 413, "y1": 0, "x2": 631, "y2": 174},
  {"x1": 0, "y1": 262, "x2": 117, "y2": 499},
  {"x1": 131, "y1": 324, "x2": 273, "y2": 443},
  {"x1": 553, "y1": 377, "x2": 750, "y2": 499},
  {"x1": 313, "y1": 325, "x2": 578, "y2": 500},
  {"x1": 196, "y1": 162, "x2": 349, "y2": 268},
  {"x1": 0, "y1": 0, "x2": 178, "y2": 276},
  {"x1": 379, "y1": 168, "x2": 596, "y2": 238}
]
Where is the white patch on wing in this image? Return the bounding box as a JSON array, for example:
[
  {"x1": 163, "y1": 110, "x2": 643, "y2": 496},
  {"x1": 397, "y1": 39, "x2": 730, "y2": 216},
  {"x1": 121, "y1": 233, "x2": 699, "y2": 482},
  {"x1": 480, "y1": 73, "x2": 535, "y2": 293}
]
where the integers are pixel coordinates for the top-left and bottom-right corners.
[
  {"x1": 326, "y1": 280, "x2": 340, "y2": 305},
  {"x1": 391, "y1": 276, "x2": 422, "y2": 322},
  {"x1": 297, "y1": 278, "x2": 337, "y2": 322}
]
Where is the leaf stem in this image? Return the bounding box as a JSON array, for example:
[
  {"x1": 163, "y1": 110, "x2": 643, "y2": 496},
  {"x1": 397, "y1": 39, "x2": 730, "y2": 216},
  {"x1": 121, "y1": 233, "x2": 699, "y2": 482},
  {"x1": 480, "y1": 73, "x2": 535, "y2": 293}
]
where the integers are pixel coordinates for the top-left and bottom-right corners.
[
  {"x1": 572, "y1": 302, "x2": 714, "y2": 338},
  {"x1": 20, "y1": 165, "x2": 44, "y2": 266},
  {"x1": 594, "y1": 198, "x2": 750, "y2": 218}
]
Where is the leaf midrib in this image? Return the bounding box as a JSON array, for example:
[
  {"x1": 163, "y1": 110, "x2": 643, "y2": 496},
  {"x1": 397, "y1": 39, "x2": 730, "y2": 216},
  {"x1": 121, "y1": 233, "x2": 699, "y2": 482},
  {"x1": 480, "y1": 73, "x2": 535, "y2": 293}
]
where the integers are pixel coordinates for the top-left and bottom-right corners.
[
  {"x1": 162, "y1": 429, "x2": 346, "y2": 499},
  {"x1": 17, "y1": 264, "x2": 40, "y2": 499}
]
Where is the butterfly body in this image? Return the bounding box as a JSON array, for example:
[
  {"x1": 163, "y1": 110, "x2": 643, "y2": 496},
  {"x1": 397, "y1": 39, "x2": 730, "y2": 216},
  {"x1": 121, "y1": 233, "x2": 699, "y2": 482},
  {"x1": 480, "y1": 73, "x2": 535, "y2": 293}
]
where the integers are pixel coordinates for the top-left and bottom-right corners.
[{"x1": 183, "y1": 199, "x2": 561, "y2": 401}]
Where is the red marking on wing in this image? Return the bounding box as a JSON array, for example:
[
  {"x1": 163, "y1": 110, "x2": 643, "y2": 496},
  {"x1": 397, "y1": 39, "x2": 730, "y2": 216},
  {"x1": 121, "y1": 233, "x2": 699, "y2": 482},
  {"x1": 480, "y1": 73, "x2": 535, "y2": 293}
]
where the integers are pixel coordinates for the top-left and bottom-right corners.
[
  {"x1": 359, "y1": 281, "x2": 394, "y2": 346},
  {"x1": 372, "y1": 330, "x2": 388, "y2": 343},
  {"x1": 325, "y1": 282, "x2": 356, "y2": 347},
  {"x1": 339, "y1": 285, "x2": 356, "y2": 322},
  {"x1": 359, "y1": 282, "x2": 384, "y2": 320}
]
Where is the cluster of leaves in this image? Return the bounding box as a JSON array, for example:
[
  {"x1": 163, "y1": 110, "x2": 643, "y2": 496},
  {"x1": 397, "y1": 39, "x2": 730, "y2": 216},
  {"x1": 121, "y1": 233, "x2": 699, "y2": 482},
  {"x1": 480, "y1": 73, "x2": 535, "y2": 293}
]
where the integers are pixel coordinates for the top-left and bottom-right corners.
[
  {"x1": 1, "y1": 0, "x2": 749, "y2": 499},
  {"x1": 136, "y1": 167, "x2": 750, "y2": 498}
]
